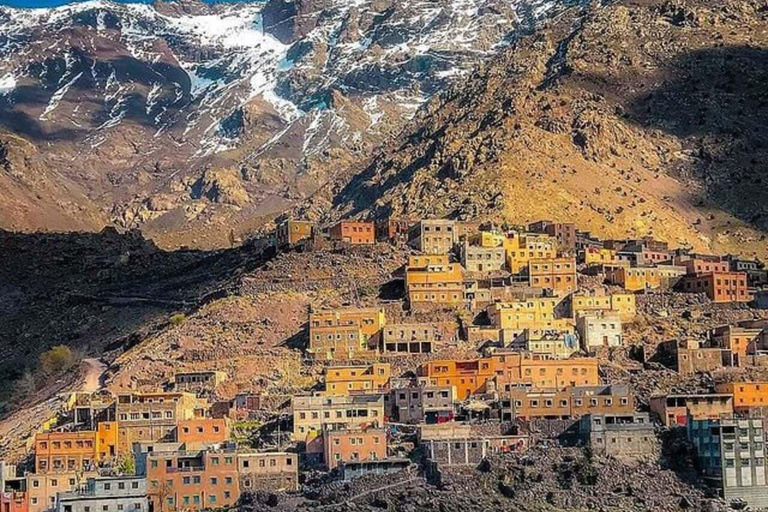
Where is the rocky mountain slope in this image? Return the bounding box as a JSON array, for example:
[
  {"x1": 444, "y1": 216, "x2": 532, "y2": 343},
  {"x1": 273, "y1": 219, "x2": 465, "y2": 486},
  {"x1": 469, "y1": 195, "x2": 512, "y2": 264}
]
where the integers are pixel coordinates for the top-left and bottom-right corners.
[
  {"x1": 0, "y1": 0, "x2": 571, "y2": 248},
  {"x1": 326, "y1": 0, "x2": 768, "y2": 258}
]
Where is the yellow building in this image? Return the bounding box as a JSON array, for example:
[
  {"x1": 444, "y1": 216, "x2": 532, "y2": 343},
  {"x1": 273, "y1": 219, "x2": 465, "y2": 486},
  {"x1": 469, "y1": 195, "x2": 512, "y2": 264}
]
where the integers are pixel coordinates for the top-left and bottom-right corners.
[
  {"x1": 471, "y1": 231, "x2": 506, "y2": 248},
  {"x1": 406, "y1": 254, "x2": 464, "y2": 305},
  {"x1": 308, "y1": 308, "x2": 386, "y2": 360},
  {"x1": 583, "y1": 247, "x2": 618, "y2": 266},
  {"x1": 504, "y1": 233, "x2": 558, "y2": 274},
  {"x1": 570, "y1": 292, "x2": 636, "y2": 322},
  {"x1": 96, "y1": 421, "x2": 118, "y2": 460},
  {"x1": 325, "y1": 364, "x2": 391, "y2": 395},
  {"x1": 529, "y1": 257, "x2": 578, "y2": 294},
  {"x1": 486, "y1": 298, "x2": 570, "y2": 330},
  {"x1": 606, "y1": 266, "x2": 661, "y2": 291}
]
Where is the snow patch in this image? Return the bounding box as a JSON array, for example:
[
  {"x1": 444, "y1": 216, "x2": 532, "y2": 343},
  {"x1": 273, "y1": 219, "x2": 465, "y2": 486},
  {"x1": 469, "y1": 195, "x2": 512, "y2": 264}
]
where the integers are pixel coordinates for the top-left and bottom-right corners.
[
  {"x1": 0, "y1": 74, "x2": 16, "y2": 95},
  {"x1": 40, "y1": 71, "x2": 82, "y2": 119}
]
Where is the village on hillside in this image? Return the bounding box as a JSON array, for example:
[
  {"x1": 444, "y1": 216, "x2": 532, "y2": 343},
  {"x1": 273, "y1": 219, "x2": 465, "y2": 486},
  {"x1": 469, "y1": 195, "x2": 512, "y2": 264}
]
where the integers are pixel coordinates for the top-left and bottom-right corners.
[{"x1": 3, "y1": 216, "x2": 768, "y2": 512}]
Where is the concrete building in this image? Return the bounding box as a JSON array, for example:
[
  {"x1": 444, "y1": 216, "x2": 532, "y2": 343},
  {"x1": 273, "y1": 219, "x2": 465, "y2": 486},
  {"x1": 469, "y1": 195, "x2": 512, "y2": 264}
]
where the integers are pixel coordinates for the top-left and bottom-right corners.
[
  {"x1": 420, "y1": 425, "x2": 528, "y2": 466},
  {"x1": 405, "y1": 255, "x2": 464, "y2": 306},
  {"x1": 582, "y1": 247, "x2": 619, "y2": 267},
  {"x1": 504, "y1": 232, "x2": 557, "y2": 274},
  {"x1": 649, "y1": 394, "x2": 734, "y2": 427},
  {"x1": 27, "y1": 473, "x2": 97, "y2": 512},
  {"x1": 392, "y1": 386, "x2": 455, "y2": 424},
  {"x1": 570, "y1": 292, "x2": 636, "y2": 322},
  {"x1": 329, "y1": 221, "x2": 375, "y2": 245},
  {"x1": 576, "y1": 312, "x2": 622, "y2": 351},
  {"x1": 308, "y1": 307, "x2": 385, "y2": 361},
  {"x1": 688, "y1": 415, "x2": 768, "y2": 509},
  {"x1": 323, "y1": 427, "x2": 387, "y2": 470},
  {"x1": 173, "y1": 371, "x2": 228, "y2": 393},
  {"x1": 274, "y1": 218, "x2": 313, "y2": 249},
  {"x1": 55, "y1": 477, "x2": 146, "y2": 512},
  {"x1": 324, "y1": 364, "x2": 391, "y2": 396},
  {"x1": 501, "y1": 384, "x2": 633, "y2": 421},
  {"x1": 237, "y1": 452, "x2": 298, "y2": 492},
  {"x1": 418, "y1": 359, "x2": 497, "y2": 400},
  {"x1": 680, "y1": 272, "x2": 751, "y2": 303},
  {"x1": 460, "y1": 242, "x2": 506, "y2": 273},
  {"x1": 715, "y1": 382, "x2": 768, "y2": 413},
  {"x1": 668, "y1": 339, "x2": 729, "y2": 375},
  {"x1": 528, "y1": 221, "x2": 577, "y2": 252},
  {"x1": 145, "y1": 448, "x2": 239, "y2": 512},
  {"x1": 338, "y1": 459, "x2": 411, "y2": 481},
  {"x1": 711, "y1": 324, "x2": 766, "y2": 366},
  {"x1": 175, "y1": 418, "x2": 230, "y2": 449},
  {"x1": 374, "y1": 217, "x2": 412, "y2": 241},
  {"x1": 114, "y1": 392, "x2": 201, "y2": 454},
  {"x1": 291, "y1": 394, "x2": 385, "y2": 442},
  {"x1": 380, "y1": 323, "x2": 445, "y2": 354},
  {"x1": 606, "y1": 266, "x2": 661, "y2": 291},
  {"x1": 486, "y1": 297, "x2": 568, "y2": 331},
  {"x1": 1, "y1": 463, "x2": 27, "y2": 512},
  {"x1": 34, "y1": 432, "x2": 97, "y2": 474},
  {"x1": 578, "y1": 413, "x2": 657, "y2": 459},
  {"x1": 528, "y1": 257, "x2": 577, "y2": 294},
  {"x1": 407, "y1": 220, "x2": 457, "y2": 255},
  {"x1": 503, "y1": 328, "x2": 579, "y2": 360}
]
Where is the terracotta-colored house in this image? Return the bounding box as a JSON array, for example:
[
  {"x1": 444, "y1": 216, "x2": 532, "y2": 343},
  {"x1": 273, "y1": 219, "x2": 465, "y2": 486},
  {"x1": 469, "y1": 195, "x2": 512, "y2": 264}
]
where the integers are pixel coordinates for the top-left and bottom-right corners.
[
  {"x1": 329, "y1": 221, "x2": 375, "y2": 245},
  {"x1": 323, "y1": 427, "x2": 387, "y2": 470}
]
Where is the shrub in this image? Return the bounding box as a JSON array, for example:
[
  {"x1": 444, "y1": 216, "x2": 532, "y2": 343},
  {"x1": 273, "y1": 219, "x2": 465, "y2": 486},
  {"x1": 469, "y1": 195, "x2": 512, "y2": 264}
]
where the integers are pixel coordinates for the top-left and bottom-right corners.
[
  {"x1": 169, "y1": 313, "x2": 187, "y2": 326},
  {"x1": 39, "y1": 345, "x2": 76, "y2": 376}
]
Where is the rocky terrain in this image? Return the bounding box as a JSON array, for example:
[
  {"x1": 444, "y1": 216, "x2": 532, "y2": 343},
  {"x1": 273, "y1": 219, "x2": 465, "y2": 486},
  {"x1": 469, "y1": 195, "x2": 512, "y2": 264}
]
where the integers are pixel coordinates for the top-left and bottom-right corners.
[
  {"x1": 324, "y1": 0, "x2": 768, "y2": 259},
  {"x1": 0, "y1": 0, "x2": 571, "y2": 248}
]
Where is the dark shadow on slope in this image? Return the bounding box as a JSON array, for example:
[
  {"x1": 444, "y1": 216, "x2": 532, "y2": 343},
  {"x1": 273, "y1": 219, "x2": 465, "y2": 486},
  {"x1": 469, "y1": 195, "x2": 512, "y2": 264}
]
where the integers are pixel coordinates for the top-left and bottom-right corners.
[
  {"x1": 623, "y1": 46, "x2": 768, "y2": 231},
  {"x1": 0, "y1": 228, "x2": 272, "y2": 413}
]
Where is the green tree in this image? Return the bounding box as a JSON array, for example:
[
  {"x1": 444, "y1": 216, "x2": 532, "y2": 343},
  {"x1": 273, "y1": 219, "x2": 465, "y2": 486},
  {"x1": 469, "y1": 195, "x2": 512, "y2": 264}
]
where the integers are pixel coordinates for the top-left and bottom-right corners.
[{"x1": 39, "y1": 345, "x2": 76, "y2": 376}]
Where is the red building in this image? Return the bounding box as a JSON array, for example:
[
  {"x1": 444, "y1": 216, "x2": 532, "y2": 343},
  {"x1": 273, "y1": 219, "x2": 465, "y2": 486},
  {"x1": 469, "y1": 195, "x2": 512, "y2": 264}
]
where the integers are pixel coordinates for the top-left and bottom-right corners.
[
  {"x1": 680, "y1": 271, "x2": 750, "y2": 303},
  {"x1": 329, "y1": 221, "x2": 375, "y2": 245}
]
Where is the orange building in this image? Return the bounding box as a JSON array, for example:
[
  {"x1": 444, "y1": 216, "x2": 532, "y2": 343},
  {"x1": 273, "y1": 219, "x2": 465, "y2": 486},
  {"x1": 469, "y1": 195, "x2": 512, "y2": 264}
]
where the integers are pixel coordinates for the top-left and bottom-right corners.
[
  {"x1": 26, "y1": 472, "x2": 97, "y2": 512},
  {"x1": 146, "y1": 449, "x2": 239, "y2": 512},
  {"x1": 308, "y1": 308, "x2": 386, "y2": 360},
  {"x1": 325, "y1": 364, "x2": 391, "y2": 396},
  {"x1": 96, "y1": 421, "x2": 118, "y2": 460},
  {"x1": 275, "y1": 218, "x2": 313, "y2": 248},
  {"x1": 503, "y1": 384, "x2": 633, "y2": 421},
  {"x1": 329, "y1": 221, "x2": 375, "y2": 245},
  {"x1": 680, "y1": 271, "x2": 750, "y2": 303},
  {"x1": 176, "y1": 418, "x2": 230, "y2": 448},
  {"x1": 715, "y1": 382, "x2": 768, "y2": 412},
  {"x1": 504, "y1": 233, "x2": 557, "y2": 274},
  {"x1": 711, "y1": 325, "x2": 765, "y2": 366},
  {"x1": 34, "y1": 431, "x2": 97, "y2": 474},
  {"x1": 323, "y1": 427, "x2": 387, "y2": 470},
  {"x1": 649, "y1": 394, "x2": 734, "y2": 427},
  {"x1": 606, "y1": 266, "x2": 662, "y2": 291},
  {"x1": 679, "y1": 257, "x2": 730, "y2": 276},
  {"x1": 405, "y1": 254, "x2": 464, "y2": 306},
  {"x1": 528, "y1": 257, "x2": 577, "y2": 294},
  {"x1": 419, "y1": 358, "x2": 498, "y2": 399}
]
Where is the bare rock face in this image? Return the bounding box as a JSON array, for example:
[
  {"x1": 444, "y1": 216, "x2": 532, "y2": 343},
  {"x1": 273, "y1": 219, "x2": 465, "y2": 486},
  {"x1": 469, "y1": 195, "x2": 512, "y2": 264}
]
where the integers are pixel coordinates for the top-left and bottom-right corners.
[{"x1": 195, "y1": 167, "x2": 249, "y2": 207}]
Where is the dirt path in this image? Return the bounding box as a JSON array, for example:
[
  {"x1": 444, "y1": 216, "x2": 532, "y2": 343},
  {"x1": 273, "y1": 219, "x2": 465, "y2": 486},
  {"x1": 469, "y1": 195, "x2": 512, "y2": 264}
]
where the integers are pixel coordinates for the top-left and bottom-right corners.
[{"x1": 82, "y1": 358, "x2": 107, "y2": 392}]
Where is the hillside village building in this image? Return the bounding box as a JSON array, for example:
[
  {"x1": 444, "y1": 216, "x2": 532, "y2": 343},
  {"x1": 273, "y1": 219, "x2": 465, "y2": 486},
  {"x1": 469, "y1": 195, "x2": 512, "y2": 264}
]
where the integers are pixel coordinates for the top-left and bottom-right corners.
[
  {"x1": 392, "y1": 386, "x2": 455, "y2": 424},
  {"x1": 579, "y1": 413, "x2": 657, "y2": 459},
  {"x1": 405, "y1": 255, "x2": 464, "y2": 306},
  {"x1": 54, "y1": 476, "x2": 146, "y2": 512},
  {"x1": 501, "y1": 384, "x2": 633, "y2": 421},
  {"x1": 308, "y1": 308, "x2": 385, "y2": 360},
  {"x1": 291, "y1": 394, "x2": 385, "y2": 442},
  {"x1": 329, "y1": 221, "x2": 375, "y2": 245},
  {"x1": 322, "y1": 427, "x2": 387, "y2": 470},
  {"x1": 34, "y1": 432, "x2": 97, "y2": 474},
  {"x1": 570, "y1": 292, "x2": 636, "y2": 322},
  {"x1": 275, "y1": 218, "x2": 313, "y2": 249},
  {"x1": 407, "y1": 220, "x2": 456, "y2": 255},
  {"x1": 380, "y1": 323, "x2": 441, "y2": 354},
  {"x1": 528, "y1": 257, "x2": 577, "y2": 294},
  {"x1": 324, "y1": 364, "x2": 391, "y2": 396},
  {"x1": 528, "y1": 221, "x2": 576, "y2": 252},
  {"x1": 114, "y1": 392, "x2": 201, "y2": 454},
  {"x1": 460, "y1": 241, "x2": 506, "y2": 273},
  {"x1": 27, "y1": 473, "x2": 98, "y2": 512},
  {"x1": 504, "y1": 233, "x2": 557, "y2": 274},
  {"x1": 681, "y1": 271, "x2": 750, "y2": 303},
  {"x1": 502, "y1": 328, "x2": 579, "y2": 360},
  {"x1": 374, "y1": 217, "x2": 412, "y2": 241},
  {"x1": 173, "y1": 371, "x2": 228, "y2": 393},
  {"x1": 576, "y1": 312, "x2": 622, "y2": 351},
  {"x1": 486, "y1": 298, "x2": 569, "y2": 331},
  {"x1": 710, "y1": 324, "x2": 767, "y2": 366},
  {"x1": 237, "y1": 453, "x2": 298, "y2": 492},
  {"x1": 715, "y1": 382, "x2": 768, "y2": 413},
  {"x1": 649, "y1": 394, "x2": 734, "y2": 427}
]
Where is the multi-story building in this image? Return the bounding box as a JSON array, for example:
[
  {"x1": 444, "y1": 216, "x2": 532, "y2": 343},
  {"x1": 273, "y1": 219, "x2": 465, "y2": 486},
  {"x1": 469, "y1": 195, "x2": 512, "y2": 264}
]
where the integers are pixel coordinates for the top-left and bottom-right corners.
[
  {"x1": 576, "y1": 312, "x2": 622, "y2": 351},
  {"x1": 503, "y1": 233, "x2": 557, "y2": 274},
  {"x1": 374, "y1": 217, "x2": 412, "y2": 241},
  {"x1": 308, "y1": 307, "x2": 385, "y2": 360},
  {"x1": 678, "y1": 256, "x2": 730, "y2": 276},
  {"x1": 582, "y1": 247, "x2": 619, "y2": 267},
  {"x1": 329, "y1": 221, "x2": 375, "y2": 245},
  {"x1": 605, "y1": 266, "x2": 661, "y2": 291},
  {"x1": 470, "y1": 232, "x2": 506, "y2": 248},
  {"x1": 115, "y1": 392, "x2": 201, "y2": 454},
  {"x1": 176, "y1": 418, "x2": 230, "y2": 448},
  {"x1": 680, "y1": 272, "x2": 751, "y2": 303},
  {"x1": 1, "y1": 463, "x2": 26, "y2": 512},
  {"x1": 325, "y1": 364, "x2": 391, "y2": 396},
  {"x1": 715, "y1": 382, "x2": 768, "y2": 413},
  {"x1": 486, "y1": 297, "x2": 567, "y2": 331},
  {"x1": 145, "y1": 448, "x2": 239, "y2": 512},
  {"x1": 726, "y1": 256, "x2": 768, "y2": 287},
  {"x1": 649, "y1": 394, "x2": 734, "y2": 427},
  {"x1": 274, "y1": 218, "x2": 313, "y2": 249},
  {"x1": 291, "y1": 394, "x2": 385, "y2": 442},
  {"x1": 173, "y1": 371, "x2": 228, "y2": 393},
  {"x1": 493, "y1": 353, "x2": 600, "y2": 390},
  {"x1": 405, "y1": 255, "x2": 464, "y2": 306},
  {"x1": 459, "y1": 242, "x2": 506, "y2": 273},
  {"x1": 380, "y1": 323, "x2": 450, "y2": 354},
  {"x1": 420, "y1": 425, "x2": 529, "y2": 466},
  {"x1": 55, "y1": 476, "x2": 146, "y2": 512},
  {"x1": 711, "y1": 324, "x2": 766, "y2": 366},
  {"x1": 27, "y1": 473, "x2": 97, "y2": 512},
  {"x1": 237, "y1": 452, "x2": 298, "y2": 492},
  {"x1": 322, "y1": 427, "x2": 387, "y2": 470},
  {"x1": 34, "y1": 431, "x2": 97, "y2": 474},
  {"x1": 528, "y1": 221, "x2": 576, "y2": 252},
  {"x1": 578, "y1": 413, "x2": 657, "y2": 459},
  {"x1": 687, "y1": 414, "x2": 768, "y2": 508},
  {"x1": 528, "y1": 257, "x2": 577, "y2": 294},
  {"x1": 503, "y1": 329, "x2": 579, "y2": 360},
  {"x1": 501, "y1": 384, "x2": 633, "y2": 421},
  {"x1": 392, "y1": 386, "x2": 456, "y2": 424},
  {"x1": 407, "y1": 220, "x2": 457, "y2": 255},
  {"x1": 570, "y1": 292, "x2": 636, "y2": 322},
  {"x1": 418, "y1": 359, "x2": 497, "y2": 399}
]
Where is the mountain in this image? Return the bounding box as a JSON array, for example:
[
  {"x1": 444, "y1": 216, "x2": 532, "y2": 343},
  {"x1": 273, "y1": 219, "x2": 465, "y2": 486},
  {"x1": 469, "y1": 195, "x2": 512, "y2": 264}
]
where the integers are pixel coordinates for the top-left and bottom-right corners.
[
  {"x1": 325, "y1": 0, "x2": 768, "y2": 258},
  {"x1": 0, "y1": 0, "x2": 572, "y2": 248}
]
